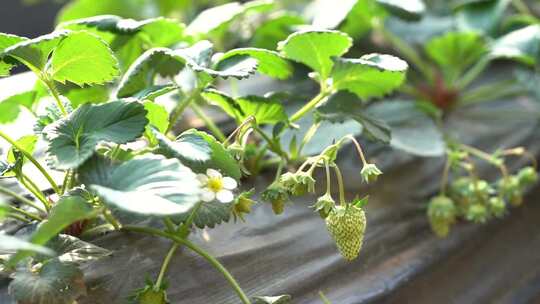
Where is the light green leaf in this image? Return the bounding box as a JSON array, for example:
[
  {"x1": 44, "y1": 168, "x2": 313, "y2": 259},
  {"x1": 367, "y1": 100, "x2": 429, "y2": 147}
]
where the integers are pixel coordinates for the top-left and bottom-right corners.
[
  {"x1": 331, "y1": 54, "x2": 408, "y2": 100},
  {"x1": 215, "y1": 48, "x2": 293, "y2": 79},
  {"x1": 9, "y1": 259, "x2": 86, "y2": 304},
  {"x1": 278, "y1": 30, "x2": 353, "y2": 80},
  {"x1": 340, "y1": 0, "x2": 387, "y2": 38},
  {"x1": 0, "y1": 91, "x2": 37, "y2": 123},
  {"x1": 376, "y1": 0, "x2": 426, "y2": 21},
  {"x1": 456, "y1": 0, "x2": 510, "y2": 35},
  {"x1": 251, "y1": 12, "x2": 305, "y2": 49},
  {"x1": 143, "y1": 101, "x2": 169, "y2": 146},
  {"x1": 490, "y1": 25, "x2": 540, "y2": 66},
  {"x1": 425, "y1": 31, "x2": 487, "y2": 78},
  {"x1": 186, "y1": 2, "x2": 244, "y2": 36},
  {"x1": 51, "y1": 31, "x2": 119, "y2": 86},
  {"x1": 202, "y1": 89, "x2": 287, "y2": 124},
  {"x1": 8, "y1": 135, "x2": 38, "y2": 164},
  {"x1": 311, "y1": 0, "x2": 360, "y2": 30},
  {"x1": 63, "y1": 84, "x2": 110, "y2": 108},
  {"x1": 3, "y1": 30, "x2": 70, "y2": 72},
  {"x1": 116, "y1": 48, "x2": 187, "y2": 98},
  {"x1": 366, "y1": 100, "x2": 445, "y2": 156},
  {"x1": 85, "y1": 155, "x2": 201, "y2": 216},
  {"x1": 57, "y1": 0, "x2": 151, "y2": 22},
  {"x1": 316, "y1": 92, "x2": 391, "y2": 143},
  {"x1": 0, "y1": 201, "x2": 7, "y2": 219},
  {"x1": 0, "y1": 234, "x2": 54, "y2": 255},
  {"x1": 133, "y1": 84, "x2": 177, "y2": 101},
  {"x1": 44, "y1": 100, "x2": 148, "y2": 170},
  {"x1": 157, "y1": 129, "x2": 241, "y2": 180},
  {"x1": 8, "y1": 195, "x2": 95, "y2": 266},
  {"x1": 0, "y1": 33, "x2": 28, "y2": 76},
  {"x1": 174, "y1": 201, "x2": 231, "y2": 229},
  {"x1": 253, "y1": 295, "x2": 292, "y2": 304}
]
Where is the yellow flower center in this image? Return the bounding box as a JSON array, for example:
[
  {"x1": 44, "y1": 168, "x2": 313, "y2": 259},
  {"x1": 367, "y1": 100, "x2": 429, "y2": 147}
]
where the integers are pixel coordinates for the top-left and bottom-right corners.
[{"x1": 207, "y1": 177, "x2": 223, "y2": 192}]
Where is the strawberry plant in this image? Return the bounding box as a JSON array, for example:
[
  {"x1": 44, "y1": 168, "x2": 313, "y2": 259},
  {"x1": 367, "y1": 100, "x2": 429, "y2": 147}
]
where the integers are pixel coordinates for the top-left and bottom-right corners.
[{"x1": 0, "y1": 0, "x2": 539, "y2": 303}]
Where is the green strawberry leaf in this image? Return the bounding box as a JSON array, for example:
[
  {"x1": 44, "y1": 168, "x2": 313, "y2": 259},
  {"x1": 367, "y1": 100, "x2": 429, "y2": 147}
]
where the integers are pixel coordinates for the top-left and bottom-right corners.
[
  {"x1": 133, "y1": 84, "x2": 177, "y2": 101},
  {"x1": 0, "y1": 33, "x2": 28, "y2": 76},
  {"x1": 376, "y1": 0, "x2": 426, "y2": 21},
  {"x1": 0, "y1": 90, "x2": 38, "y2": 123},
  {"x1": 186, "y1": 2, "x2": 245, "y2": 36},
  {"x1": 143, "y1": 101, "x2": 169, "y2": 146},
  {"x1": 0, "y1": 234, "x2": 54, "y2": 256},
  {"x1": 278, "y1": 30, "x2": 353, "y2": 80},
  {"x1": 174, "y1": 201, "x2": 231, "y2": 229},
  {"x1": 253, "y1": 295, "x2": 292, "y2": 304},
  {"x1": 365, "y1": 100, "x2": 445, "y2": 156},
  {"x1": 62, "y1": 84, "x2": 110, "y2": 108},
  {"x1": 84, "y1": 155, "x2": 201, "y2": 216},
  {"x1": 215, "y1": 48, "x2": 293, "y2": 79},
  {"x1": 331, "y1": 54, "x2": 408, "y2": 100},
  {"x1": 8, "y1": 195, "x2": 96, "y2": 267},
  {"x1": 51, "y1": 31, "x2": 119, "y2": 86},
  {"x1": 201, "y1": 88, "x2": 244, "y2": 121},
  {"x1": 340, "y1": 0, "x2": 387, "y2": 38},
  {"x1": 251, "y1": 12, "x2": 305, "y2": 50},
  {"x1": 311, "y1": 0, "x2": 360, "y2": 30},
  {"x1": 316, "y1": 91, "x2": 391, "y2": 143},
  {"x1": 455, "y1": 0, "x2": 510, "y2": 35},
  {"x1": 3, "y1": 30, "x2": 70, "y2": 73},
  {"x1": 490, "y1": 25, "x2": 540, "y2": 66},
  {"x1": 41, "y1": 234, "x2": 112, "y2": 264},
  {"x1": 156, "y1": 128, "x2": 241, "y2": 180},
  {"x1": 116, "y1": 48, "x2": 187, "y2": 98},
  {"x1": 9, "y1": 259, "x2": 86, "y2": 304},
  {"x1": 425, "y1": 31, "x2": 488, "y2": 78},
  {"x1": 8, "y1": 135, "x2": 38, "y2": 164},
  {"x1": 44, "y1": 100, "x2": 148, "y2": 170}
]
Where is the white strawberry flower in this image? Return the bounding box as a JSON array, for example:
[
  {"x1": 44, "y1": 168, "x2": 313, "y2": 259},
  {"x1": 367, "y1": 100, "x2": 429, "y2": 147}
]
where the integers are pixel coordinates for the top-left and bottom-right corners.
[{"x1": 197, "y1": 169, "x2": 238, "y2": 203}]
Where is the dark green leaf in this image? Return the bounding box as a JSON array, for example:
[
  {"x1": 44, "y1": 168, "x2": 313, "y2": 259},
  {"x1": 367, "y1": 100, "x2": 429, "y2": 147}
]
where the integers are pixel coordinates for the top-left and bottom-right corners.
[
  {"x1": 9, "y1": 259, "x2": 86, "y2": 304},
  {"x1": 376, "y1": 0, "x2": 426, "y2": 21},
  {"x1": 44, "y1": 100, "x2": 148, "y2": 170},
  {"x1": 490, "y1": 25, "x2": 540, "y2": 66},
  {"x1": 215, "y1": 48, "x2": 293, "y2": 79},
  {"x1": 86, "y1": 155, "x2": 201, "y2": 216},
  {"x1": 456, "y1": 0, "x2": 510, "y2": 35},
  {"x1": 8, "y1": 196, "x2": 95, "y2": 266},
  {"x1": 365, "y1": 100, "x2": 445, "y2": 156},
  {"x1": 174, "y1": 201, "x2": 231, "y2": 229},
  {"x1": 43, "y1": 234, "x2": 112, "y2": 264},
  {"x1": 51, "y1": 31, "x2": 120, "y2": 86},
  {"x1": 157, "y1": 129, "x2": 242, "y2": 180},
  {"x1": 116, "y1": 48, "x2": 187, "y2": 98},
  {"x1": 251, "y1": 12, "x2": 305, "y2": 50},
  {"x1": 278, "y1": 30, "x2": 353, "y2": 80},
  {"x1": 331, "y1": 54, "x2": 408, "y2": 100},
  {"x1": 3, "y1": 30, "x2": 70, "y2": 72}
]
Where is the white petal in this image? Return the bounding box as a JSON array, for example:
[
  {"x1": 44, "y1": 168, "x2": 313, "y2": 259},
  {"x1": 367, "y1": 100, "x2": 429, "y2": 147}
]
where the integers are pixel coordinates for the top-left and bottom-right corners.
[
  {"x1": 206, "y1": 168, "x2": 222, "y2": 178},
  {"x1": 201, "y1": 189, "x2": 216, "y2": 202},
  {"x1": 197, "y1": 174, "x2": 209, "y2": 184},
  {"x1": 222, "y1": 177, "x2": 238, "y2": 190},
  {"x1": 216, "y1": 190, "x2": 234, "y2": 203}
]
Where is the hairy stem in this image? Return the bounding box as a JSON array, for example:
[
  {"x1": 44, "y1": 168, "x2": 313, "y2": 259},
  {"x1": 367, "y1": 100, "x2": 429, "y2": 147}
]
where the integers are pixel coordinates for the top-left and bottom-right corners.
[
  {"x1": 19, "y1": 176, "x2": 50, "y2": 211},
  {"x1": 440, "y1": 155, "x2": 451, "y2": 195},
  {"x1": 347, "y1": 135, "x2": 368, "y2": 166},
  {"x1": 191, "y1": 102, "x2": 227, "y2": 142},
  {"x1": 123, "y1": 225, "x2": 252, "y2": 304},
  {"x1": 290, "y1": 91, "x2": 330, "y2": 123},
  {"x1": 0, "y1": 185, "x2": 46, "y2": 213},
  {"x1": 333, "y1": 165, "x2": 346, "y2": 205},
  {"x1": 0, "y1": 130, "x2": 61, "y2": 193},
  {"x1": 167, "y1": 92, "x2": 199, "y2": 134},
  {"x1": 42, "y1": 77, "x2": 68, "y2": 117},
  {"x1": 9, "y1": 205, "x2": 42, "y2": 221}
]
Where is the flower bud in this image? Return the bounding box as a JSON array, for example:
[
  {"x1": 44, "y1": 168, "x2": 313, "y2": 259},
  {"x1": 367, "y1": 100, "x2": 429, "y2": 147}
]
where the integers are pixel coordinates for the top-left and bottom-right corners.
[
  {"x1": 488, "y1": 197, "x2": 506, "y2": 218},
  {"x1": 360, "y1": 163, "x2": 382, "y2": 184},
  {"x1": 312, "y1": 193, "x2": 335, "y2": 219},
  {"x1": 262, "y1": 182, "x2": 289, "y2": 215},
  {"x1": 466, "y1": 204, "x2": 488, "y2": 223},
  {"x1": 427, "y1": 196, "x2": 456, "y2": 237},
  {"x1": 517, "y1": 166, "x2": 538, "y2": 186},
  {"x1": 279, "y1": 171, "x2": 315, "y2": 196}
]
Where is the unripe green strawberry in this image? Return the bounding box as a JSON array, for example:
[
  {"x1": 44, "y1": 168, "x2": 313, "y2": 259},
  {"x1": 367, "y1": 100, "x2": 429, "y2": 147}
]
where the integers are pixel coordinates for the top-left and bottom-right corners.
[
  {"x1": 488, "y1": 197, "x2": 506, "y2": 218},
  {"x1": 133, "y1": 285, "x2": 169, "y2": 304},
  {"x1": 466, "y1": 204, "x2": 488, "y2": 223},
  {"x1": 232, "y1": 190, "x2": 256, "y2": 222},
  {"x1": 279, "y1": 171, "x2": 315, "y2": 196},
  {"x1": 262, "y1": 182, "x2": 289, "y2": 215},
  {"x1": 517, "y1": 166, "x2": 538, "y2": 186},
  {"x1": 427, "y1": 196, "x2": 456, "y2": 237},
  {"x1": 325, "y1": 205, "x2": 366, "y2": 261},
  {"x1": 498, "y1": 176, "x2": 523, "y2": 206}
]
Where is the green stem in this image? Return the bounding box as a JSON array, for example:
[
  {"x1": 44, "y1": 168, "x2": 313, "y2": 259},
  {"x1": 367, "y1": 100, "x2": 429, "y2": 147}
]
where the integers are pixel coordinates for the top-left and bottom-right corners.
[
  {"x1": 456, "y1": 56, "x2": 491, "y2": 90},
  {"x1": 7, "y1": 213, "x2": 31, "y2": 223},
  {"x1": 347, "y1": 135, "x2": 368, "y2": 166},
  {"x1": 461, "y1": 144, "x2": 509, "y2": 179},
  {"x1": 440, "y1": 155, "x2": 451, "y2": 195},
  {"x1": 319, "y1": 291, "x2": 332, "y2": 304},
  {"x1": 9, "y1": 206, "x2": 42, "y2": 221},
  {"x1": 458, "y1": 79, "x2": 522, "y2": 106},
  {"x1": 19, "y1": 176, "x2": 50, "y2": 211},
  {"x1": 0, "y1": 185, "x2": 46, "y2": 213},
  {"x1": 0, "y1": 130, "x2": 61, "y2": 193},
  {"x1": 376, "y1": 23, "x2": 432, "y2": 81},
  {"x1": 122, "y1": 226, "x2": 252, "y2": 304},
  {"x1": 290, "y1": 91, "x2": 330, "y2": 123},
  {"x1": 333, "y1": 165, "x2": 346, "y2": 205},
  {"x1": 190, "y1": 102, "x2": 227, "y2": 142},
  {"x1": 298, "y1": 122, "x2": 321, "y2": 157},
  {"x1": 512, "y1": 0, "x2": 532, "y2": 15},
  {"x1": 253, "y1": 125, "x2": 288, "y2": 161},
  {"x1": 42, "y1": 77, "x2": 68, "y2": 117},
  {"x1": 155, "y1": 243, "x2": 180, "y2": 290},
  {"x1": 167, "y1": 92, "x2": 198, "y2": 134},
  {"x1": 102, "y1": 209, "x2": 121, "y2": 230},
  {"x1": 324, "y1": 160, "x2": 332, "y2": 194}
]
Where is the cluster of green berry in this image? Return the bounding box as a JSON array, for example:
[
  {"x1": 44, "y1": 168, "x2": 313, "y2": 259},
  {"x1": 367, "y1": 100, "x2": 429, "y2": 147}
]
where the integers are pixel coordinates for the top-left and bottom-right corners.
[
  {"x1": 428, "y1": 145, "x2": 538, "y2": 238},
  {"x1": 261, "y1": 135, "x2": 381, "y2": 261}
]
